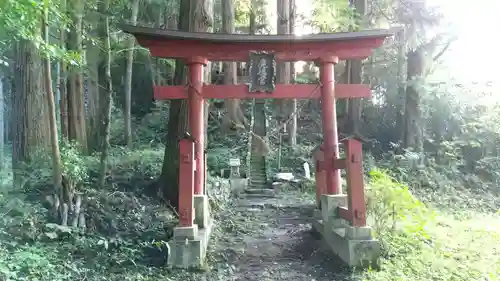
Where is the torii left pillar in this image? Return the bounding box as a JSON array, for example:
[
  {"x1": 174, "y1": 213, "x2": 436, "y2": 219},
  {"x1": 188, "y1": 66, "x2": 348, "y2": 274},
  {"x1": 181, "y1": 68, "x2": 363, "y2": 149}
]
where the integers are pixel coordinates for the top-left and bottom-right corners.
[
  {"x1": 186, "y1": 57, "x2": 210, "y2": 229},
  {"x1": 168, "y1": 58, "x2": 211, "y2": 269}
]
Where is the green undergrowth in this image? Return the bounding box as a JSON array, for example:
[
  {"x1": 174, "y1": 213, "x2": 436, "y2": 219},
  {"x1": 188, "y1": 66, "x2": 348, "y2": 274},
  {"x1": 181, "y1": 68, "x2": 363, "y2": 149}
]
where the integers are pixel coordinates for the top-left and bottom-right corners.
[
  {"x1": 0, "y1": 144, "x2": 235, "y2": 281},
  {"x1": 1, "y1": 139, "x2": 500, "y2": 280},
  {"x1": 362, "y1": 169, "x2": 500, "y2": 281}
]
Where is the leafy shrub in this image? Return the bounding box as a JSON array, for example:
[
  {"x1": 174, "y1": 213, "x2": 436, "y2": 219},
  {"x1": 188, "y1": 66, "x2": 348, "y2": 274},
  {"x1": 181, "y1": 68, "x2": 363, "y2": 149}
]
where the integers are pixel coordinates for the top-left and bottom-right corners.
[{"x1": 366, "y1": 169, "x2": 432, "y2": 252}]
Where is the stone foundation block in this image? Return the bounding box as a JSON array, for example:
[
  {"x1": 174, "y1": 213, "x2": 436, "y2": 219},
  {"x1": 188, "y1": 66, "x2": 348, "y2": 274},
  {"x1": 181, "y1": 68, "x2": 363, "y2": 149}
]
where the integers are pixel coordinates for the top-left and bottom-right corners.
[
  {"x1": 173, "y1": 224, "x2": 198, "y2": 240},
  {"x1": 320, "y1": 194, "x2": 347, "y2": 224},
  {"x1": 312, "y1": 220, "x2": 381, "y2": 268},
  {"x1": 168, "y1": 220, "x2": 214, "y2": 269},
  {"x1": 345, "y1": 226, "x2": 373, "y2": 240},
  {"x1": 194, "y1": 194, "x2": 209, "y2": 228}
]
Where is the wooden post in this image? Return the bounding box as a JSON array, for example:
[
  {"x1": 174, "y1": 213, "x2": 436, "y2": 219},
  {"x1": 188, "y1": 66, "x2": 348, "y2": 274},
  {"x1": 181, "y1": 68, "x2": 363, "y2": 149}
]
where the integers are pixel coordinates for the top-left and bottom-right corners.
[
  {"x1": 313, "y1": 145, "x2": 326, "y2": 206},
  {"x1": 186, "y1": 57, "x2": 207, "y2": 195},
  {"x1": 318, "y1": 57, "x2": 341, "y2": 194},
  {"x1": 204, "y1": 150, "x2": 207, "y2": 195},
  {"x1": 178, "y1": 136, "x2": 195, "y2": 227},
  {"x1": 344, "y1": 138, "x2": 366, "y2": 227}
]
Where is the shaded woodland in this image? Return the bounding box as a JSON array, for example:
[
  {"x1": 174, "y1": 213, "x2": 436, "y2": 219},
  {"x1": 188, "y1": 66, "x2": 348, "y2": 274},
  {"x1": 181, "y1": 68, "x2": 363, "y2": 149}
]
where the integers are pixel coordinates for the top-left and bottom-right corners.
[{"x1": 0, "y1": 0, "x2": 499, "y2": 280}]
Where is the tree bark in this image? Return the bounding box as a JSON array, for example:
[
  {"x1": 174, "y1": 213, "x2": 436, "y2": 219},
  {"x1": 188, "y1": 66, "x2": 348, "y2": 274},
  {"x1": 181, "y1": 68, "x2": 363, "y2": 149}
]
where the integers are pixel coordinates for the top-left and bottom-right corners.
[
  {"x1": 346, "y1": 0, "x2": 366, "y2": 136},
  {"x1": 287, "y1": 0, "x2": 297, "y2": 145},
  {"x1": 124, "y1": 0, "x2": 140, "y2": 148},
  {"x1": 59, "y1": 0, "x2": 69, "y2": 139},
  {"x1": 158, "y1": 0, "x2": 212, "y2": 210},
  {"x1": 86, "y1": 40, "x2": 101, "y2": 151},
  {"x1": 66, "y1": 0, "x2": 87, "y2": 153},
  {"x1": 12, "y1": 39, "x2": 50, "y2": 186},
  {"x1": 403, "y1": 47, "x2": 425, "y2": 150},
  {"x1": 395, "y1": 28, "x2": 407, "y2": 144},
  {"x1": 0, "y1": 74, "x2": 4, "y2": 172},
  {"x1": 276, "y1": 0, "x2": 294, "y2": 145},
  {"x1": 97, "y1": 0, "x2": 113, "y2": 188},
  {"x1": 222, "y1": 0, "x2": 246, "y2": 130},
  {"x1": 42, "y1": 7, "x2": 64, "y2": 200}
]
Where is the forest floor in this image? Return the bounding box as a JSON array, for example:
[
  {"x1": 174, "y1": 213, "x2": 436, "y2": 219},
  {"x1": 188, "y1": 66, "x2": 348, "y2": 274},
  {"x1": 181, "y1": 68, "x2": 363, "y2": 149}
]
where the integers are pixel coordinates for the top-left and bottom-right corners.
[
  {"x1": 199, "y1": 190, "x2": 353, "y2": 281},
  {"x1": 0, "y1": 147, "x2": 499, "y2": 280}
]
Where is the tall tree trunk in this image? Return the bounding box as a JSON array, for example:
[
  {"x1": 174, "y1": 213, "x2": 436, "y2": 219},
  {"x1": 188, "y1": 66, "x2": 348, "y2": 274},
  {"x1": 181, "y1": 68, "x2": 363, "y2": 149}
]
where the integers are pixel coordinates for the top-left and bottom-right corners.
[
  {"x1": 0, "y1": 74, "x2": 4, "y2": 172},
  {"x1": 158, "y1": 0, "x2": 212, "y2": 210},
  {"x1": 154, "y1": 7, "x2": 164, "y2": 86},
  {"x1": 86, "y1": 41, "x2": 101, "y2": 151},
  {"x1": 42, "y1": 7, "x2": 63, "y2": 199},
  {"x1": 12, "y1": 39, "x2": 50, "y2": 186},
  {"x1": 276, "y1": 0, "x2": 293, "y2": 144},
  {"x1": 124, "y1": 0, "x2": 140, "y2": 148},
  {"x1": 59, "y1": 0, "x2": 68, "y2": 139},
  {"x1": 287, "y1": 0, "x2": 297, "y2": 145},
  {"x1": 395, "y1": 28, "x2": 407, "y2": 143},
  {"x1": 67, "y1": 0, "x2": 87, "y2": 153},
  {"x1": 97, "y1": 0, "x2": 113, "y2": 188},
  {"x1": 403, "y1": 47, "x2": 425, "y2": 150},
  {"x1": 249, "y1": 0, "x2": 256, "y2": 34},
  {"x1": 346, "y1": 0, "x2": 366, "y2": 135},
  {"x1": 222, "y1": 0, "x2": 245, "y2": 130}
]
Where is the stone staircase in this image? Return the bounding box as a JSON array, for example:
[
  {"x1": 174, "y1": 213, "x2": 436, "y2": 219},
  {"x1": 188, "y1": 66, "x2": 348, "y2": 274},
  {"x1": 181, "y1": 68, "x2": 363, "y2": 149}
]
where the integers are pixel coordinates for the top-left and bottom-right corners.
[{"x1": 245, "y1": 100, "x2": 275, "y2": 198}]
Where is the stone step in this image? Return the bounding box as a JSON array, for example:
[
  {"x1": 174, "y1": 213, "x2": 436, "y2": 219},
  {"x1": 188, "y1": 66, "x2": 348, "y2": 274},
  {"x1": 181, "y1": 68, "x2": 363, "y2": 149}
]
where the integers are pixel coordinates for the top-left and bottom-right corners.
[
  {"x1": 250, "y1": 179, "x2": 266, "y2": 184},
  {"x1": 250, "y1": 166, "x2": 265, "y2": 169},
  {"x1": 250, "y1": 167, "x2": 266, "y2": 171},
  {"x1": 250, "y1": 178, "x2": 267, "y2": 183},
  {"x1": 250, "y1": 168, "x2": 265, "y2": 172},
  {"x1": 245, "y1": 188, "x2": 275, "y2": 195},
  {"x1": 250, "y1": 183, "x2": 267, "y2": 187},
  {"x1": 242, "y1": 193, "x2": 276, "y2": 199},
  {"x1": 250, "y1": 178, "x2": 266, "y2": 182}
]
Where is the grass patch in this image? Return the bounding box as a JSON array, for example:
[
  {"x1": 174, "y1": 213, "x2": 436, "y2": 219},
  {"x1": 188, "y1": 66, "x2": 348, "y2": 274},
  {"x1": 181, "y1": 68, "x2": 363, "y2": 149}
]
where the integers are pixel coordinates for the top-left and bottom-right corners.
[
  {"x1": 363, "y1": 169, "x2": 500, "y2": 281},
  {"x1": 365, "y1": 212, "x2": 500, "y2": 280}
]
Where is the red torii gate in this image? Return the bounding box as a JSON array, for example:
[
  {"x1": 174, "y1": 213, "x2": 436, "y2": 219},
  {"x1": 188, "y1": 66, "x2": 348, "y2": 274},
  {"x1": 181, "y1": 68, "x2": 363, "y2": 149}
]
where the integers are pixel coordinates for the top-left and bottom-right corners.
[{"x1": 122, "y1": 25, "x2": 391, "y2": 267}]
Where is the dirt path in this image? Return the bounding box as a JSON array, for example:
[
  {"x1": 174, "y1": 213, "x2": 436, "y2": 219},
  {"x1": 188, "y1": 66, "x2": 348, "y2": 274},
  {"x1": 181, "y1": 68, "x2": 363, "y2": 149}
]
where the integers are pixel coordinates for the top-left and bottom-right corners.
[{"x1": 203, "y1": 191, "x2": 354, "y2": 281}]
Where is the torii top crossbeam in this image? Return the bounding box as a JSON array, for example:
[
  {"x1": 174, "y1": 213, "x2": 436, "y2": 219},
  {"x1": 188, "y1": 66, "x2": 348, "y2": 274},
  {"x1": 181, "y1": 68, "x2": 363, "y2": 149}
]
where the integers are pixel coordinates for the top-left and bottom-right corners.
[{"x1": 121, "y1": 25, "x2": 392, "y2": 62}]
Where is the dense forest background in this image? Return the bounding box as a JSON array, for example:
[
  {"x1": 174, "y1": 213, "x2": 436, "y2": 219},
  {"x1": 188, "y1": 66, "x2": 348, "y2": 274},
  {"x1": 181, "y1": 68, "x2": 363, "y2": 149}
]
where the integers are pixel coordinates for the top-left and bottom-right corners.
[{"x1": 0, "y1": 0, "x2": 499, "y2": 280}]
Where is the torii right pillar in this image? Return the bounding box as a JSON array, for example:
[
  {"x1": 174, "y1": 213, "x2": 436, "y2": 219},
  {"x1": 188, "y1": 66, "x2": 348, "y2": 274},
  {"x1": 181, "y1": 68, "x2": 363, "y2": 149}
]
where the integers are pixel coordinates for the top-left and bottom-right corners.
[{"x1": 313, "y1": 57, "x2": 381, "y2": 268}]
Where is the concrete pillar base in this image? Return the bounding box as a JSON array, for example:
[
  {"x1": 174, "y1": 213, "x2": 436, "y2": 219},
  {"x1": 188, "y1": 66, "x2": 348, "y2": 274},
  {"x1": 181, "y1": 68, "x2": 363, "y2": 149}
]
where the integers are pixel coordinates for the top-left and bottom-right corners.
[
  {"x1": 345, "y1": 226, "x2": 373, "y2": 240},
  {"x1": 173, "y1": 224, "x2": 198, "y2": 240},
  {"x1": 314, "y1": 195, "x2": 379, "y2": 267},
  {"x1": 193, "y1": 194, "x2": 210, "y2": 228},
  {"x1": 168, "y1": 220, "x2": 214, "y2": 269},
  {"x1": 321, "y1": 194, "x2": 347, "y2": 224},
  {"x1": 312, "y1": 219, "x2": 380, "y2": 268}
]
